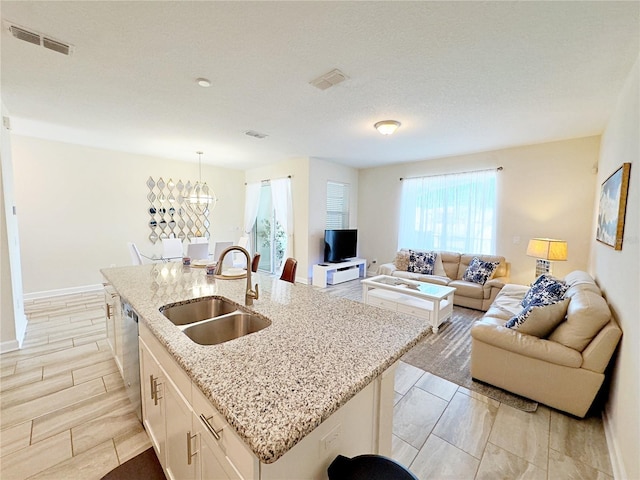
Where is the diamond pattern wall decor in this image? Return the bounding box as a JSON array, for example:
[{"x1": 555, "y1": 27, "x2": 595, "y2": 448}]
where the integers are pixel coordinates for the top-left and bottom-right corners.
[{"x1": 147, "y1": 176, "x2": 210, "y2": 244}]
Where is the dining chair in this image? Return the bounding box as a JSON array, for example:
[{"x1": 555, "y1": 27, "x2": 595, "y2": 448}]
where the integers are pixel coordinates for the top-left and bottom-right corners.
[
  {"x1": 251, "y1": 253, "x2": 261, "y2": 272},
  {"x1": 280, "y1": 257, "x2": 297, "y2": 283},
  {"x1": 213, "y1": 241, "x2": 234, "y2": 267},
  {"x1": 162, "y1": 238, "x2": 183, "y2": 261},
  {"x1": 187, "y1": 242, "x2": 209, "y2": 261},
  {"x1": 127, "y1": 242, "x2": 144, "y2": 265}
]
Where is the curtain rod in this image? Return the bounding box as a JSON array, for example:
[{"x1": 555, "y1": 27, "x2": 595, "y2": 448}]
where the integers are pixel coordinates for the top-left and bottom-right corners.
[
  {"x1": 400, "y1": 166, "x2": 502, "y2": 181},
  {"x1": 245, "y1": 174, "x2": 291, "y2": 186}
]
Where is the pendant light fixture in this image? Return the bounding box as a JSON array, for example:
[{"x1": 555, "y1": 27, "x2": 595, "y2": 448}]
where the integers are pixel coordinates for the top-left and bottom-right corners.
[{"x1": 187, "y1": 151, "x2": 217, "y2": 214}]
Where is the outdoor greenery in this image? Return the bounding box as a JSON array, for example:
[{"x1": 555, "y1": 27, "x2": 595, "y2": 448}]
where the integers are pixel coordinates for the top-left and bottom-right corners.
[{"x1": 258, "y1": 218, "x2": 286, "y2": 268}]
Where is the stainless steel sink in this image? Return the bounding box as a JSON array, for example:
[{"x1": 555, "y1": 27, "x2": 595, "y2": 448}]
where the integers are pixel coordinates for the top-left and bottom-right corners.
[
  {"x1": 160, "y1": 297, "x2": 239, "y2": 325},
  {"x1": 182, "y1": 313, "x2": 271, "y2": 346},
  {"x1": 160, "y1": 297, "x2": 271, "y2": 345}
]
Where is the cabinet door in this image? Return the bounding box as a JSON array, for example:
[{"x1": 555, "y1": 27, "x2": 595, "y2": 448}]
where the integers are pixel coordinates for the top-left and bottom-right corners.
[
  {"x1": 195, "y1": 412, "x2": 233, "y2": 480},
  {"x1": 140, "y1": 340, "x2": 166, "y2": 467},
  {"x1": 164, "y1": 376, "x2": 197, "y2": 480}
]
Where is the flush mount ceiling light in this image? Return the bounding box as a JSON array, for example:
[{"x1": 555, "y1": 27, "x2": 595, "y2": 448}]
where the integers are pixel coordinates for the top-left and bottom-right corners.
[
  {"x1": 374, "y1": 120, "x2": 401, "y2": 135},
  {"x1": 196, "y1": 78, "x2": 211, "y2": 88}
]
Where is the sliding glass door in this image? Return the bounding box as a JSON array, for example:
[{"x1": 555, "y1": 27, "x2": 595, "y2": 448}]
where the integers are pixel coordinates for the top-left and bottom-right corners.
[{"x1": 253, "y1": 183, "x2": 287, "y2": 274}]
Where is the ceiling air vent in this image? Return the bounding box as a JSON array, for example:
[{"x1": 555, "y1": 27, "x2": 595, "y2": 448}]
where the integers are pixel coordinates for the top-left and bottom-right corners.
[
  {"x1": 7, "y1": 22, "x2": 73, "y2": 56},
  {"x1": 10, "y1": 25, "x2": 40, "y2": 45},
  {"x1": 245, "y1": 130, "x2": 268, "y2": 139},
  {"x1": 43, "y1": 37, "x2": 71, "y2": 55},
  {"x1": 310, "y1": 69, "x2": 349, "y2": 91}
]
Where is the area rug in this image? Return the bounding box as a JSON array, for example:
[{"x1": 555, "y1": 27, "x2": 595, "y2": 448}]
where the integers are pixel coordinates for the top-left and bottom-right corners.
[
  {"x1": 101, "y1": 447, "x2": 165, "y2": 480},
  {"x1": 400, "y1": 306, "x2": 538, "y2": 412},
  {"x1": 325, "y1": 279, "x2": 537, "y2": 412}
]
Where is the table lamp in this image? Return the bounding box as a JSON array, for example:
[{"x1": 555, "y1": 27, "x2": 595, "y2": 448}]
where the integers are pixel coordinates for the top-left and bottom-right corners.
[{"x1": 526, "y1": 238, "x2": 568, "y2": 277}]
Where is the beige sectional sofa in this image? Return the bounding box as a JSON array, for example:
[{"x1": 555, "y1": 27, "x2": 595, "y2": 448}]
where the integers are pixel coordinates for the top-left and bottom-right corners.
[
  {"x1": 470, "y1": 271, "x2": 622, "y2": 417},
  {"x1": 378, "y1": 250, "x2": 510, "y2": 311}
]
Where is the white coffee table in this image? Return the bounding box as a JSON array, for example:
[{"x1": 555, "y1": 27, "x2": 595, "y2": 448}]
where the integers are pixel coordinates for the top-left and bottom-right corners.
[{"x1": 361, "y1": 275, "x2": 456, "y2": 333}]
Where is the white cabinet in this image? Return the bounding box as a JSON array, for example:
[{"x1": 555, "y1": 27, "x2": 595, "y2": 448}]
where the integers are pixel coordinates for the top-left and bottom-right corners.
[
  {"x1": 140, "y1": 338, "x2": 166, "y2": 467},
  {"x1": 165, "y1": 376, "x2": 197, "y2": 480},
  {"x1": 312, "y1": 259, "x2": 367, "y2": 288},
  {"x1": 139, "y1": 321, "x2": 396, "y2": 480},
  {"x1": 103, "y1": 282, "x2": 124, "y2": 376},
  {"x1": 140, "y1": 323, "x2": 255, "y2": 480}
]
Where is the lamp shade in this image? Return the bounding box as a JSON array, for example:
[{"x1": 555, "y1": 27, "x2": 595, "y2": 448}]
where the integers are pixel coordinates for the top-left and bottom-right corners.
[{"x1": 526, "y1": 238, "x2": 568, "y2": 261}]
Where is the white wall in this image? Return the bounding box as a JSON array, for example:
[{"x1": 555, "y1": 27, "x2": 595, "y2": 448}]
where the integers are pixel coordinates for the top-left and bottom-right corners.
[
  {"x1": 1, "y1": 105, "x2": 27, "y2": 352},
  {"x1": 245, "y1": 157, "x2": 310, "y2": 282},
  {"x1": 358, "y1": 136, "x2": 600, "y2": 285},
  {"x1": 307, "y1": 158, "x2": 359, "y2": 277},
  {"x1": 11, "y1": 136, "x2": 245, "y2": 294},
  {"x1": 594, "y1": 54, "x2": 639, "y2": 480}
]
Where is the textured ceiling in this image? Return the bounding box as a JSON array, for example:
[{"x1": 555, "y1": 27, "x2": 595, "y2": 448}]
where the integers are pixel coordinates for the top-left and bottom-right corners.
[{"x1": 1, "y1": 1, "x2": 638, "y2": 170}]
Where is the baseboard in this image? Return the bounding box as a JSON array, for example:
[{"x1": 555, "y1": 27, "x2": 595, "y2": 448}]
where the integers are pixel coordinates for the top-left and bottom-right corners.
[
  {"x1": 602, "y1": 407, "x2": 626, "y2": 479},
  {"x1": 0, "y1": 339, "x2": 20, "y2": 354},
  {"x1": 24, "y1": 283, "x2": 103, "y2": 301}
]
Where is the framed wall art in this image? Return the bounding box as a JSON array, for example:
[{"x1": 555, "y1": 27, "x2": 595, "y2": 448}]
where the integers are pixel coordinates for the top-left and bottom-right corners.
[{"x1": 596, "y1": 162, "x2": 631, "y2": 250}]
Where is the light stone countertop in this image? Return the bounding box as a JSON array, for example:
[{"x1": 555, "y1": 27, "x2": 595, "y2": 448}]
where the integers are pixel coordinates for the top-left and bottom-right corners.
[{"x1": 101, "y1": 263, "x2": 432, "y2": 464}]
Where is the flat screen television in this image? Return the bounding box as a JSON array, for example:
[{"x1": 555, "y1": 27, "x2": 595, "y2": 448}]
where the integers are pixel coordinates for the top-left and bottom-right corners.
[{"x1": 324, "y1": 229, "x2": 357, "y2": 263}]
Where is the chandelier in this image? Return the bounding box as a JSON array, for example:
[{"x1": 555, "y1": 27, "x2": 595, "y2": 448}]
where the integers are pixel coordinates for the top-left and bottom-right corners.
[{"x1": 187, "y1": 151, "x2": 217, "y2": 214}]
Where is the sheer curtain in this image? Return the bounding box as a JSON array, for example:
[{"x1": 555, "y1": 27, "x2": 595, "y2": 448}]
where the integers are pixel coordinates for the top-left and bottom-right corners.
[
  {"x1": 398, "y1": 169, "x2": 497, "y2": 254},
  {"x1": 271, "y1": 177, "x2": 294, "y2": 262},
  {"x1": 243, "y1": 182, "x2": 262, "y2": 253}
]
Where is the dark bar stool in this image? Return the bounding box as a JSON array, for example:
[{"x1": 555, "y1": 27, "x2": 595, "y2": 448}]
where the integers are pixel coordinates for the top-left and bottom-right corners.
[{"x1": 328, "y1": 454, "x2": 418, "y2": 480}]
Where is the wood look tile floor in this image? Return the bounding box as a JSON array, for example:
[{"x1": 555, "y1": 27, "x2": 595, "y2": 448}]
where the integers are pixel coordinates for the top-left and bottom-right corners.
[{"x1": 0, "y1": 283, "x2": 615, "y2": 479}]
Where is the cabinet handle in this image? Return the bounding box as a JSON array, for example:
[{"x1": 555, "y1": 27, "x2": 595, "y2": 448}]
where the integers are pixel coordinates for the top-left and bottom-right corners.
[
  {"x1": 149, "y1": 375, "x2": 155, "y2": 401},
  {"x1": 199, "y1": 414, "x2": 222, "y2": 441},
  {"x1": 106, "y1": 303, "x2": 112, "y2": 319},
  {"x1": 186, "y1": 431, "x2": 197, "y2": 465},
  {"x1": 150, "y1": 376, "x2": 161, "y2": 405}
]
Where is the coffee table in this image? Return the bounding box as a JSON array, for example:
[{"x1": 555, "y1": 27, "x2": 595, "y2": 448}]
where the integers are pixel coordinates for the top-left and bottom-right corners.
[{"x1": 361, "y1": 275, "x2": 456, "y2": 333}]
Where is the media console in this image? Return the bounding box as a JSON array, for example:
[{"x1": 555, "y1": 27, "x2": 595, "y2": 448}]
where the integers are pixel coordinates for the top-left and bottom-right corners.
[{"x1": 312, "y1": 258, "x2": 367, "y2": 288}]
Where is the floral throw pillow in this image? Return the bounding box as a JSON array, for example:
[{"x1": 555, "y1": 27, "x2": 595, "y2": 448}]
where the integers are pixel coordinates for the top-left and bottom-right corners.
[
  {"x1": 462, "y1": 257, "x2": 499, "y2": 285},
  {"x1": 408, "y1": 250, "x2": 436, "y2": 275},
  {"x1": 521, "y1": 274, "x2": 569, "y2": 309}
]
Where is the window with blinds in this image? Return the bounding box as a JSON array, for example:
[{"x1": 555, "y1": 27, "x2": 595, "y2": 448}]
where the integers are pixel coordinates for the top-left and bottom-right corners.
[{"x1": 326, "y1": 181, "x2": 350, "y2": 229}]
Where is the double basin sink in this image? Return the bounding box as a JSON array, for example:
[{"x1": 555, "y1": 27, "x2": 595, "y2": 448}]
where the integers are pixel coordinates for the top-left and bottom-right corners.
[{"x1": 160, "y1": 297, "x2": 271, "y2": 346}]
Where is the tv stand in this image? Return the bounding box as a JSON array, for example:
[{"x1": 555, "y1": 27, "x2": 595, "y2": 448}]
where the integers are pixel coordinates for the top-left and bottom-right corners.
[{"x1": 312, "y1": 258, "x2": 366, "y2": 288}]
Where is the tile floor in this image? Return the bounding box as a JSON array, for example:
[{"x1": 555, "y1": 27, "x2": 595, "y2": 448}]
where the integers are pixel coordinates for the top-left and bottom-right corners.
[{"x1": 0, "y1": 287, "x2": 614, "y2": 479}]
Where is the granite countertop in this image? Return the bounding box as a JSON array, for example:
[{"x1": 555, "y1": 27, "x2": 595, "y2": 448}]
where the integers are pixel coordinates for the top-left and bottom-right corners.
[{"x1": 101, "y1": 263, "x2": 431, "y2": 464}]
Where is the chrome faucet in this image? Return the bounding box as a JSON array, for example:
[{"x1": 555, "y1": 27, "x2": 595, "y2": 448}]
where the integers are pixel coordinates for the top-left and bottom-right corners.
[{"x1": 214, "y1": 246, "x2": 259, "y2": 306}]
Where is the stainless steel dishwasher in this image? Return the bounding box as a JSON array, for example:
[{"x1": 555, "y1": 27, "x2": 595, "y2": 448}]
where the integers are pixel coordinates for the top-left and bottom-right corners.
[{"x1": 122, "y1": 301, "x2": 142, "y2": 421}]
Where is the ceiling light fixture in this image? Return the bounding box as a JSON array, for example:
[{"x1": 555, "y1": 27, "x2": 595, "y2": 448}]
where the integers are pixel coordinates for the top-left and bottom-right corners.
[
  {"x1": 187, "y1": 151, "x2": 217, "y2": 214},
  {"x1": 196, "y1": 78, "x2": 211, "y2": 88},
  {"x1": 374, "y1": 120, "x2": 401, "y2": 135}
]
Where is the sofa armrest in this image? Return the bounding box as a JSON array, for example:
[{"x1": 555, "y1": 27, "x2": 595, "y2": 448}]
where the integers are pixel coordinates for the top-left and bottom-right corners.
[
  {"x1": 471, "y1": 321, "x2": 582, "y2": 368},
  {"x1": 581, "y1": 320, "x2": 622, "y2": 373},
  {"x1": 378, "y1": 263, "x2": 397, "y2": 276},
  {"x1": 486, "y1": 276, "x2": 507, "y2": 289}
]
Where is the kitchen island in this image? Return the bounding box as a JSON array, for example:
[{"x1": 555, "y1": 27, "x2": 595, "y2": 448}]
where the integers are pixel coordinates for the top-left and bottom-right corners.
[{"x1": 101, "y1": 262, "x2": 431, "y2": 479}]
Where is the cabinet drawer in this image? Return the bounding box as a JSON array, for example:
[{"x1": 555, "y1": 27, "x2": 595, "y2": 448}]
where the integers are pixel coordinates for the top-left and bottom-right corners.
[
  {"x1": 192, "y1": 387, "x2": 257, "y2": 480},
  {"x1": 367, "y1": 295, "x2": 398, "y2": 310},
  {"x1": 396, "y1": 302, "x2": 431, "y2": 319}
]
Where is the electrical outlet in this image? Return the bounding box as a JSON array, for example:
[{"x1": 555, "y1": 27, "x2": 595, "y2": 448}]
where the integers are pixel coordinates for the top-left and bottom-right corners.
[
  {"x1": 320, "y1": 424, "x2": 341, "y2": 452},
  {"x1": 371, "y1": 258, "x2": 377, "y2": 264}
]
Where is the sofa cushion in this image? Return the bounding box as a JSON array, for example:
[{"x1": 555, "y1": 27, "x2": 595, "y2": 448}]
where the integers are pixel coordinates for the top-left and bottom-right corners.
[
  {"x1": 505, "y1": 298, "x2": 570, "y2": 337},
  {"x1": 521, "y1": 274, "x2": 569, "y2": 309},
  {"x1": 398, "y1": 249, "x2": 448, "y2": 277},
  {"x1": 449, "y1": 280, "x2": 484, "y2": 299},
  {"x1": 564, "y1": 270, "x2": 602, "y2": 298},
  {"x1": 462, "y1": 257, "x2": 499, "y2": 285},
  {"x1": 393, "y1": 270, "x2": 450, "y2": 286},
  {"x1": 548, "y1": 291, "x2": 612, "y2": 351},
  {"x1": 408, "y1": 250, "x2": 436, "y2": 274}
]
